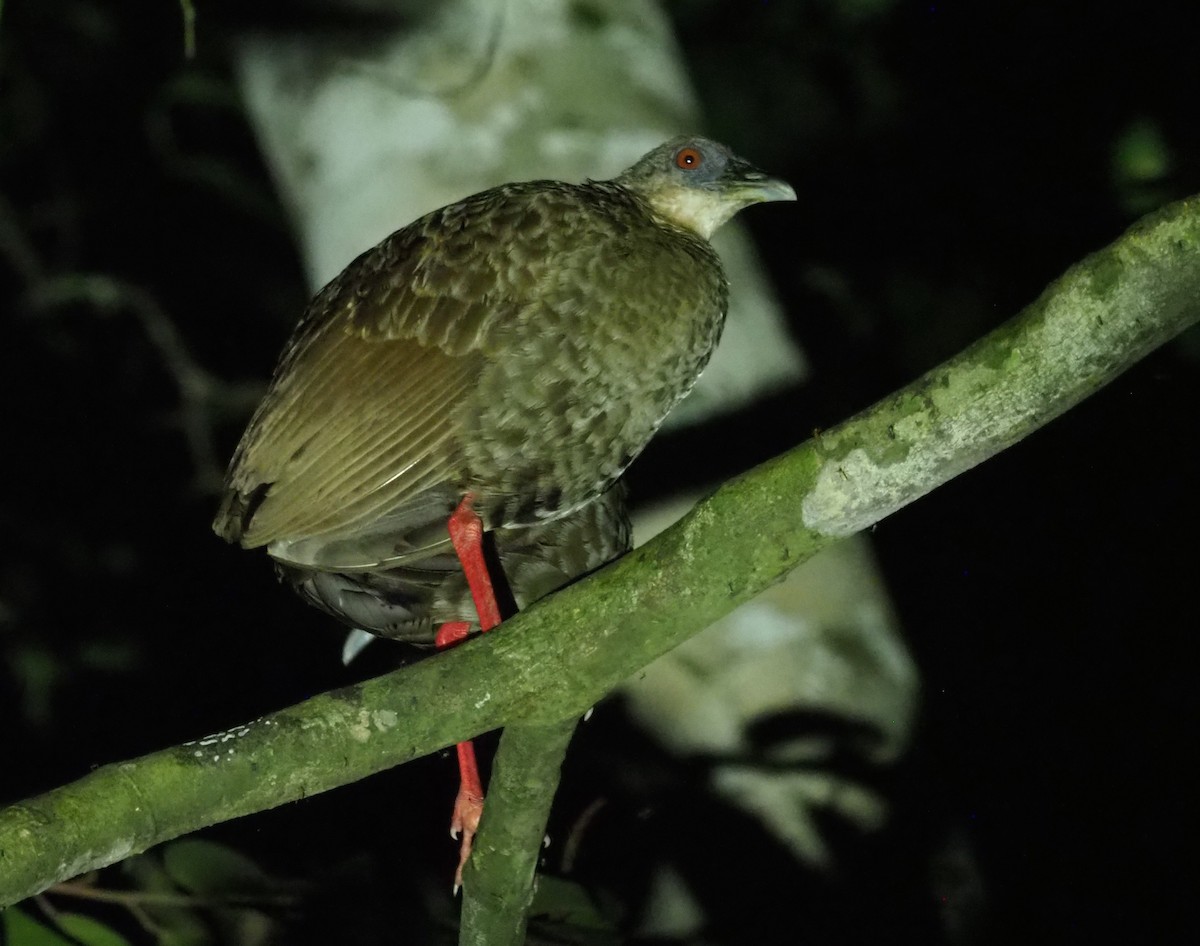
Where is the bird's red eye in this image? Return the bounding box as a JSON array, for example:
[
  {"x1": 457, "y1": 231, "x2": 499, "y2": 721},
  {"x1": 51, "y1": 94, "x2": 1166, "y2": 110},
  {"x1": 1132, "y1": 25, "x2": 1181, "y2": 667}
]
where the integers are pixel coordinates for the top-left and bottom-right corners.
[{"x1": 675, "y1": 147, "x2": 703, "y2": 170}]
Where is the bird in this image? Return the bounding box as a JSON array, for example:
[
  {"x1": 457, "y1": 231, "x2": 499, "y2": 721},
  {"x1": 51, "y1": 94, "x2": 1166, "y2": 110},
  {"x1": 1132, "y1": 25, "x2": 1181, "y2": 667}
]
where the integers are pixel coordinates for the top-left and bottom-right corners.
[{"x1": 213, "y1": 135, "x2": 795, "y2": 887}]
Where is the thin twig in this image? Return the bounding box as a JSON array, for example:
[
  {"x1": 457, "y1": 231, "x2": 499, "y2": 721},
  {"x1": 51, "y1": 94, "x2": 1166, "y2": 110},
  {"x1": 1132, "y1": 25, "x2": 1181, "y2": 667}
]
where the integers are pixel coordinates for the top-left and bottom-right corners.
[
  {"x1": 178, "y1": 0, "x2": 196, "y2": 59},
  {"x1": 0, "y1": 191, "x2": 45, "y2": 284},
  {"x1": 560, "y1": 797, "x2": 606, "y2": 874},
  {"x1": 48, "y1": 879, "x2": 298, "y2": 909},
  {"x1": 24, "y1": 273, "x2": 264, "y2": 489}
]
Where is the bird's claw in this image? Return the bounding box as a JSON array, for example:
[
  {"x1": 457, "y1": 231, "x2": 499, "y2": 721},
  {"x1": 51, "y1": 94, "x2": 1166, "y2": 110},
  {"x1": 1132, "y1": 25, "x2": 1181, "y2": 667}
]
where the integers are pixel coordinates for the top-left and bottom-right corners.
[{"x1": 450, "y1": 785, "x2": 484, "y2": 893}]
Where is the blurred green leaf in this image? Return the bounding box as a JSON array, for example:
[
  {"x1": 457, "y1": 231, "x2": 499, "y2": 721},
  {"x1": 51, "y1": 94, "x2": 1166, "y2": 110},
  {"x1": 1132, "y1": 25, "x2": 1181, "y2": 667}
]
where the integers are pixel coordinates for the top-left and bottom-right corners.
[
  {"x1": 2, "y1": 908, "x2": 76, "y2": 946},
  {"x1": 1113, "y1": 118, "x2": 1172, "y2": 184},
  {"x1": 526, "y1": 875, "x2": 620, "y2": 944},
  {"x1": 8, "y1": 644, "x2": 64, "y2": 729},
  {"x1": 55, "y1": 913, "x2": 134, "y2": 946},
  {"x1": 76, "y1": 639, "x2": 142, "y2": 674},
  {"x1": 1112, "y1": 118, "x2": 1175, "y2": 215},
  {"x1": 161, "y1": 839, "x2": 270, "y2": 896},
  {"x1": 122, "y1": 854, "x2": 211, "y2": 946}
]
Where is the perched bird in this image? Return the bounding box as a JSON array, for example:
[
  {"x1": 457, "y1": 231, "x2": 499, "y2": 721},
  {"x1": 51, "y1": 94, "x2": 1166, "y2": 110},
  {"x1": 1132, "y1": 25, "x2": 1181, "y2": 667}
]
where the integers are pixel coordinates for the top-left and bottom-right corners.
[{"x1": 213, "y1": 135, "x2": 795, "y2": 885}]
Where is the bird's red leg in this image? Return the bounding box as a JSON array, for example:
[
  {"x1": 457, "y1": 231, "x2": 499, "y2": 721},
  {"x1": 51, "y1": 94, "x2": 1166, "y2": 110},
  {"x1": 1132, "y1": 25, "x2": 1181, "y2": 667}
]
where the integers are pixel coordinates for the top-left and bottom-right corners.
[
  {"x1": 448, "y1": 493, "x2": 503, "y2": 632},
  {"x1": 435, "y1": 494, "x2": 503, "y2": 890}
]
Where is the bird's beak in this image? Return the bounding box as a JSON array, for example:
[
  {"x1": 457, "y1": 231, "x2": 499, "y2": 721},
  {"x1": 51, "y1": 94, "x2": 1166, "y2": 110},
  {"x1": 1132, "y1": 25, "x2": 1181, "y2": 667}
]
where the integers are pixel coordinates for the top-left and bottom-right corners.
[
  {"x1": 725, "y1": 159, "x2": 797, "y2": 204},
  {"x1": 735, "y1": 171, "x2": 797, "y2": 203}
]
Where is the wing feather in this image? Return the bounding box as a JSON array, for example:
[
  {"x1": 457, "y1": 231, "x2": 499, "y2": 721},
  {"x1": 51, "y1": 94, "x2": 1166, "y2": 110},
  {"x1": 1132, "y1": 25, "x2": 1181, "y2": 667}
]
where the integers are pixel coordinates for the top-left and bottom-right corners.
[
  {"x1": 214, "y1": 180, "x2": 660, "y2": 562},
  {"x1": 230, "y1": 332, "x2": 478, "y2": 550}
]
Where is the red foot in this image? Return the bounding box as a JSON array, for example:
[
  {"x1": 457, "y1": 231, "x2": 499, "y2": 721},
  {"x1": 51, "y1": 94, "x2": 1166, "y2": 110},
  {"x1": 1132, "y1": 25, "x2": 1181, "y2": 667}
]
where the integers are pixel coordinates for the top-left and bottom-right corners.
[
  {"x1": 434, "y1": 620, "x2": 471, "y2": 649},
  {"x1": 437, "y1": 620, "x2": 485, "y2": 890},
  {"x1": 448, "y1": 740, "x2": 484, "y2": 892}
]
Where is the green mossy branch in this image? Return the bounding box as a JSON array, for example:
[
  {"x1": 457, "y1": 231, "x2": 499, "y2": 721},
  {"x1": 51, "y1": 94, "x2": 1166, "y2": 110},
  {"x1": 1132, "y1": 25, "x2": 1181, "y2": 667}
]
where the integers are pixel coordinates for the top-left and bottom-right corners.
[
  {"x1": 460, "y1": 720, "x2": 578, "y2": 946},
  {"x1": 1, "y1": 194, "x2": 1198, "y2": 919}
]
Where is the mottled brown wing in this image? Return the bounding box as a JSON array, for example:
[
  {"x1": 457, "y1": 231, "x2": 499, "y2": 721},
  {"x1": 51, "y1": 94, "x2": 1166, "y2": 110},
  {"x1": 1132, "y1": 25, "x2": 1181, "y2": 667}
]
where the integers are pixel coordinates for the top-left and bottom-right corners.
[
  {"x1": 226, "y1": 329, "x2": 477, "y2": 554},
  {"x1": 214, "y1": 184, "x2": 569, "y2": 560}
]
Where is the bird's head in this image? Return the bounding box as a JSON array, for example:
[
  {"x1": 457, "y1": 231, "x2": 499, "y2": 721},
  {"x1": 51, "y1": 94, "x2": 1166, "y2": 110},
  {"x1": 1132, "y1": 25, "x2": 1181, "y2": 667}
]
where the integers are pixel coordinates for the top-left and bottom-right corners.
[{"x1": 613, "y1": 136, "x2": 796, "y2": 240}]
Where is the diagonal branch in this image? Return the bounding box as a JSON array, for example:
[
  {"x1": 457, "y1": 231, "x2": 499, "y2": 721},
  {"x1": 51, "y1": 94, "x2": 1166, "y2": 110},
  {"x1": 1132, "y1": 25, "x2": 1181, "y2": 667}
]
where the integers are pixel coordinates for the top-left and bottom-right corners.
[{"x1": 1, "y1": 194, "x2": 1198, "y2": 912}]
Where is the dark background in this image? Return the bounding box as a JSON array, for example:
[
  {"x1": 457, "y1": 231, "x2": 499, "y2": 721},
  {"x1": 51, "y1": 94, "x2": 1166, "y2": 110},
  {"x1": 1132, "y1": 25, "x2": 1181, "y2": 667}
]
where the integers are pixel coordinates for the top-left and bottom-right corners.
[{"x1": 2, "y1": 2, "x2": 1197, "y2": 944}]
